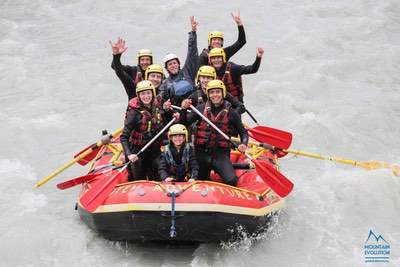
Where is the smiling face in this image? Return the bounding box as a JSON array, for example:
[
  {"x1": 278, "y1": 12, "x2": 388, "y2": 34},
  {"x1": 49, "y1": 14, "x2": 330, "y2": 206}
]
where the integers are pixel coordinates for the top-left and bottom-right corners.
[
  {"x1": 138, "y1": 90, "x2": 153, "y2": 105},
  {"x1": 199, "y1": 76, "x2": 213, "y2": 91},
  {"x1": 210, "y1": 56, "x2": 223, "y2": 69},
  {"x1": 210, "y1": 37, "x2": 223, "y2": 48},
  {"x1": 171, "y1": 134, "x2": 185, "y2": 147},
  {"x1": 166, "y1": 59, "x2": 180, "y2": 75},
  {"x1": 208, "y1": 88, "x2": 223, "y2": 105},
  {"x1": 148, "y1": 73, "x2": 163, "y2": 89},
  {"x1": 139, "y1": 56, "x2": 152, "y2": 70}
]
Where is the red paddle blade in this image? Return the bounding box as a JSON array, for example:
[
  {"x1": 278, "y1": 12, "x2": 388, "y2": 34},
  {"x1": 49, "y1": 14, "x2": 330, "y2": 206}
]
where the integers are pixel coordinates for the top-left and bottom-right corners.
[
  {"x1": 73, "y1": 143, "x2": 100, "y2": 166},
  {"x1": 79, "y1": 167, "x2": 128, "y2": 212},
  {"x1": 248, "y1": 126, "x2": 292, "y2": 150},
  {"x1": 56, "y1": 173, "x2": 99, "y2": 190},
  {"x1": 252, "y1": 159, "x2": 294, "y2": 197}
]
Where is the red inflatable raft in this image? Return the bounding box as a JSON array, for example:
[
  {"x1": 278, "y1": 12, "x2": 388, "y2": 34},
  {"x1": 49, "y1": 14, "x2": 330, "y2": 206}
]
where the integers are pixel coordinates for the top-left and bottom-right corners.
[{"x1": 76, "y1": 134, "x2": 285, "y2": 242}]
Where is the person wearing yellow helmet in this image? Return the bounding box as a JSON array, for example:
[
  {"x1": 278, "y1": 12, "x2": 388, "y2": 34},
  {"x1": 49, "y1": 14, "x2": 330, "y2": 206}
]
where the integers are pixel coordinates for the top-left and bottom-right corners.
[
  {"x1": 120, "y1": 80, "x2": 178, "y2": 181},
  {"x1": 159, "y1": 16, "x2": 199, "y2": 106},
  {"x1": 159, "y1": 124, "x2": 199, "y2": 182},
  {"x1": 179, "y1": 80, "x2": 248, "y2": 187},
  {"x1": 199, "y1": 11, "x2": 246, "y2": 66},
  {"x1": 145, "y1": 64, "x2": 164, "y2": 94},
  {"x1": 188, "y1": 66, "x2": 245, "y2": 114},
  {"x1": 110, "y1": 37, "x2": 153, "y2": 100},
  {"x1": 208, "y1": 47, "x2": 264, "y2": 103}
]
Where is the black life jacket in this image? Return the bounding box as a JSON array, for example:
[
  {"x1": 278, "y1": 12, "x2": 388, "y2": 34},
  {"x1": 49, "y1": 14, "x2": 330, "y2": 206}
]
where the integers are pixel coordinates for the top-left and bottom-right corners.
[{"x1": 163, "y1": 143, "x2": 192, "y2": 180}]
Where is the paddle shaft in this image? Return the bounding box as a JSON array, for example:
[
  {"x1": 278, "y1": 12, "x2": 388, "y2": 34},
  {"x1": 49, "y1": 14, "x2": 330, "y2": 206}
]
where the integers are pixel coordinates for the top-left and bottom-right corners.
[
  {"x1": 245, "y1": 108, "x2": 259, "y2": 125},
  {"x1": 189, "y1": 105, "x2": 250, "y2": 159},
  {"x1": 33, "y1": 127, "x2": 123, "y2": 188},
  {"x1": 82, "y1": 118, "x2": 177, "y2": 210}
]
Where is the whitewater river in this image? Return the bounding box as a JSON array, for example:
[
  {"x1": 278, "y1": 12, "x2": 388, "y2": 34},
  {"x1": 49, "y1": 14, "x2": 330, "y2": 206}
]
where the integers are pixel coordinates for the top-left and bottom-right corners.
[{"x1": 1, "y1": 0, "x2": 399, "y2": 266}]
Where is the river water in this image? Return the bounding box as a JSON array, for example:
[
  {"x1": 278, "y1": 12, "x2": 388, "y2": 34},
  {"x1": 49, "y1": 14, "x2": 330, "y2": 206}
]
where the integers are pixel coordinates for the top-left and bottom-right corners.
[{"x1": 1, "y1": 0, "x2": 399, "y2": 266}]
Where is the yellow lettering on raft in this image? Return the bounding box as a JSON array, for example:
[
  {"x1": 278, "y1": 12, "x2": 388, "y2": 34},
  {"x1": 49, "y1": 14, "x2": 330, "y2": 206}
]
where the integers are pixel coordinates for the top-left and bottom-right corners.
[
  {"x1": 192, "y1": 184, "x2": 201, "y2": 192},
  {"x1": 205, "y1": 185, "x2": 215, "y2": 192},
  {"x1": 225, "y1": 188, "x2": 235, "y2": 197},
  {"x1": 153, "y1": 185, "x2": 163, "y2": 192},
  {"x1": 242, "y1": 191, "x2": 253, "y2": 201},
  {"x1": 234, "y1": 190, "x2": 245, "y2": 199},
  {"x1": 217, "y1": 186, "x2": 225, "y2": 194}
]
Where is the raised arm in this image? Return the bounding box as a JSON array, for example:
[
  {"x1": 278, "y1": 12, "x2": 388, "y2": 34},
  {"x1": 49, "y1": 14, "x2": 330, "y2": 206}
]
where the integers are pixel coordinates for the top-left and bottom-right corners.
[
  {"x1": 235, "y1": 47, "x2": 264, "y2": 75},
  {"x1": 223, "y1": 11, "x2": 247, "y2": 60},
  {"x1": 182, "y1": 16, "x2": 199, "y2": 84},
  {"x1": 109, "y1": 38, "x2": 137, "y2": 99}
]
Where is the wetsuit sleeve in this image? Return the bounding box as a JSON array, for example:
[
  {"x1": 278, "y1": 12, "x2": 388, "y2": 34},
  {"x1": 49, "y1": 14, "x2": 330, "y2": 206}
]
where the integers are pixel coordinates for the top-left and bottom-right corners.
[
  {"x1": 223, "y1": 25, "x2": 246, "y2": 61},
  {"x1": 182, "y1": 31, "x2": 199, "y2": 84},
  {"x1": 158, "y1": 152, "x2": 170, "y2": 180},
  {"x1": 232, "y1": 56, "x2": 261, "y2": 76},
  {"x1": 198, "y1": 49, "x2": 209, "y2": 66},
  {"x1": 189, "y1": 146, "x2": 199, "y2": 180},
  {"x1": 120, "y1": 109, "x2": 141, "y2": 156},
  {"x1": 226, "y1": 92, "x2": 245, "y2": 114},
  {"x1": 112, "y1": 54, "x2": 137, "y2": 99},
  {"x1": 229, "y1": 109, "x2": 248, "y2": 145}
]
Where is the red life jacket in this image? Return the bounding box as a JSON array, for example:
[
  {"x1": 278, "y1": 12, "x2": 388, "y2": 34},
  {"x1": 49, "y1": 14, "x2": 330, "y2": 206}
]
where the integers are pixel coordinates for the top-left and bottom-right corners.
[
  {"x1": 127, "y1": 97, "x2": 163, "y2": 146},
  {"x1": 195, "y1": 101, "x2": 231, "y2": 149},
  {"x1": 218, "y1": 62, "x2": 243, "y2": 102}
]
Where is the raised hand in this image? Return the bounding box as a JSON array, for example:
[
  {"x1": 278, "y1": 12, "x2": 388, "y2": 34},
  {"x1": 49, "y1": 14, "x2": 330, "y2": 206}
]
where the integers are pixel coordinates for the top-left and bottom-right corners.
[
  {"x1": 190, "y1": 16, "x2": 198, "y2": 32},
  {"x1": 231, "y1": 11, "x2": 242, "y2": 26},
  {"x1": 109, "y1": 37, "x2": 128, "y2": 55},
  {"x1": 256, "y1": 47, "x2": 264, "y2": 58},
  {"x1": 181, "y1": 98, "x2": 192, "y2": 109}
]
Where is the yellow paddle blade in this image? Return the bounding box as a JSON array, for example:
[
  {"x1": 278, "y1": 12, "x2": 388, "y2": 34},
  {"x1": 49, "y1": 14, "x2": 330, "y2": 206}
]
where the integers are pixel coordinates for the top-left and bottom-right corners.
[{"x1": 358, "y1": 161, "x2": 400, "y2": 176}]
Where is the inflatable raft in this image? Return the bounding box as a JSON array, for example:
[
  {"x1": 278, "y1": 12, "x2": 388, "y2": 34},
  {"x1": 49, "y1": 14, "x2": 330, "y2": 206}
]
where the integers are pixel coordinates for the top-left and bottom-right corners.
[{"x1": 76, "y1": 134, "x2": 285, "y2": 242}]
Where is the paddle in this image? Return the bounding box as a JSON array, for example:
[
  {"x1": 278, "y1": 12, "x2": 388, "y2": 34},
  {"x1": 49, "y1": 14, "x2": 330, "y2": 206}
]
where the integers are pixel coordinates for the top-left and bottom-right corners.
[
  {"x1": 73, "y1": 128, "x2": 123, "y2": 166},
  {"x1": 245, "y1": 108, "x2": 259, "y2": 125},
  {"x1": 33, "y1": 127, "x2": 123, "y2": 189},
  {"x1": 234, "y1": 137, "x2": 400, "y2": 177},
  {"x1": 285, "y1": 149, "x2": 400, "y2": 176},
  {"x1": 56, "y1": 173, "x2": 100, "y2": 190},
  {"x1": 189, "y1": 105, "x2": 293, "y2": 197},
  {"x1": 247, "y1": 125, "x2": 292, "y2": 150},
  {"x1": 80, "y1": 118, "x2": 177, "y2": 212}
]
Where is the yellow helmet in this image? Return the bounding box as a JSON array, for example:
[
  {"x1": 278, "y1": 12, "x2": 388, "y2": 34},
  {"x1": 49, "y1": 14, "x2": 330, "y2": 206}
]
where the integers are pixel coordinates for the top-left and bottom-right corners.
[
  {"x1": 206, "y1": 79, "x2": 226, "y2": 98},
  {"x1": 168, "y1": 124, "x2": 188, "y2": 142},
  {"x1": 208, "y1": 48, "x2": 226, "y2": 64},
  {"x1": 195, "y1": 66, "x2": 216, "y2": 83},
  {"x1": 136, "y1": 80, "x2": 156, "y2": 97},
  {"x1": 208, "y1": 31, "x2": 224, "y2": 47},
  {"x1": 145, "y1": 64, "x2": 164, "y2": 80},
  {"x1": 137, "y1": 49, "x2": 153, "y2": 64}
]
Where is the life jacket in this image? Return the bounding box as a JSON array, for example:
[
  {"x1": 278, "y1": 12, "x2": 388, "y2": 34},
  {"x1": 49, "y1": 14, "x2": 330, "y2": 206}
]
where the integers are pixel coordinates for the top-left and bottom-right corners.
[
  {"x1": 134, "y1": 67, "x2": 144, "y2": 84},
  {"x1": 163, "y1": 143, "x2": 192, "y2": 180},
  {"x1": 218, "y1": 62, "x2": 243, "y2": 102},
  {"x1": 192, "y1": 86, "x2": 207, "y2": 106},
  {"x1": 195, "y1": 101, "x2": 231, "y2": 149},
  {"x1": 127, "y1": 97, "x2": 163, "y2": 146}
]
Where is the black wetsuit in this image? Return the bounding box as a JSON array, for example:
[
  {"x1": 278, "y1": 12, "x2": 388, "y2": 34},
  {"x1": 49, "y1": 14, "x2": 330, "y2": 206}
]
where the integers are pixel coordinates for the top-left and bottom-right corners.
[
  {"x1": 159, "y1": 143, "x2": 199, "y2": 181},
  {"x1": 160, "y1": 31, "x2": 199, "y2": 106},
  {"x1": 120, "y1": 98, "x2": 172, "y2": 181},
  {"x1": 215, "y1": 56, "x2": 261, "y2": 103},
  {"x1": 180, "y1": 101, "x2": 248, "y2": 186},
  {"x1": 111, "y1": 54, "x2": 145, "y2": 100},
  {"x1": 199, "y1": 25, "x2": 246, "y2": 66}
]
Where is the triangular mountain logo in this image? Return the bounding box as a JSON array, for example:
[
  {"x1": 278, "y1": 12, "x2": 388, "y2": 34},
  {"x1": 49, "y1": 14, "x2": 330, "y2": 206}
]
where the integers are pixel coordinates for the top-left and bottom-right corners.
[{"x1": 365, "y1": 229, "x2": 389, "y2": 244}]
